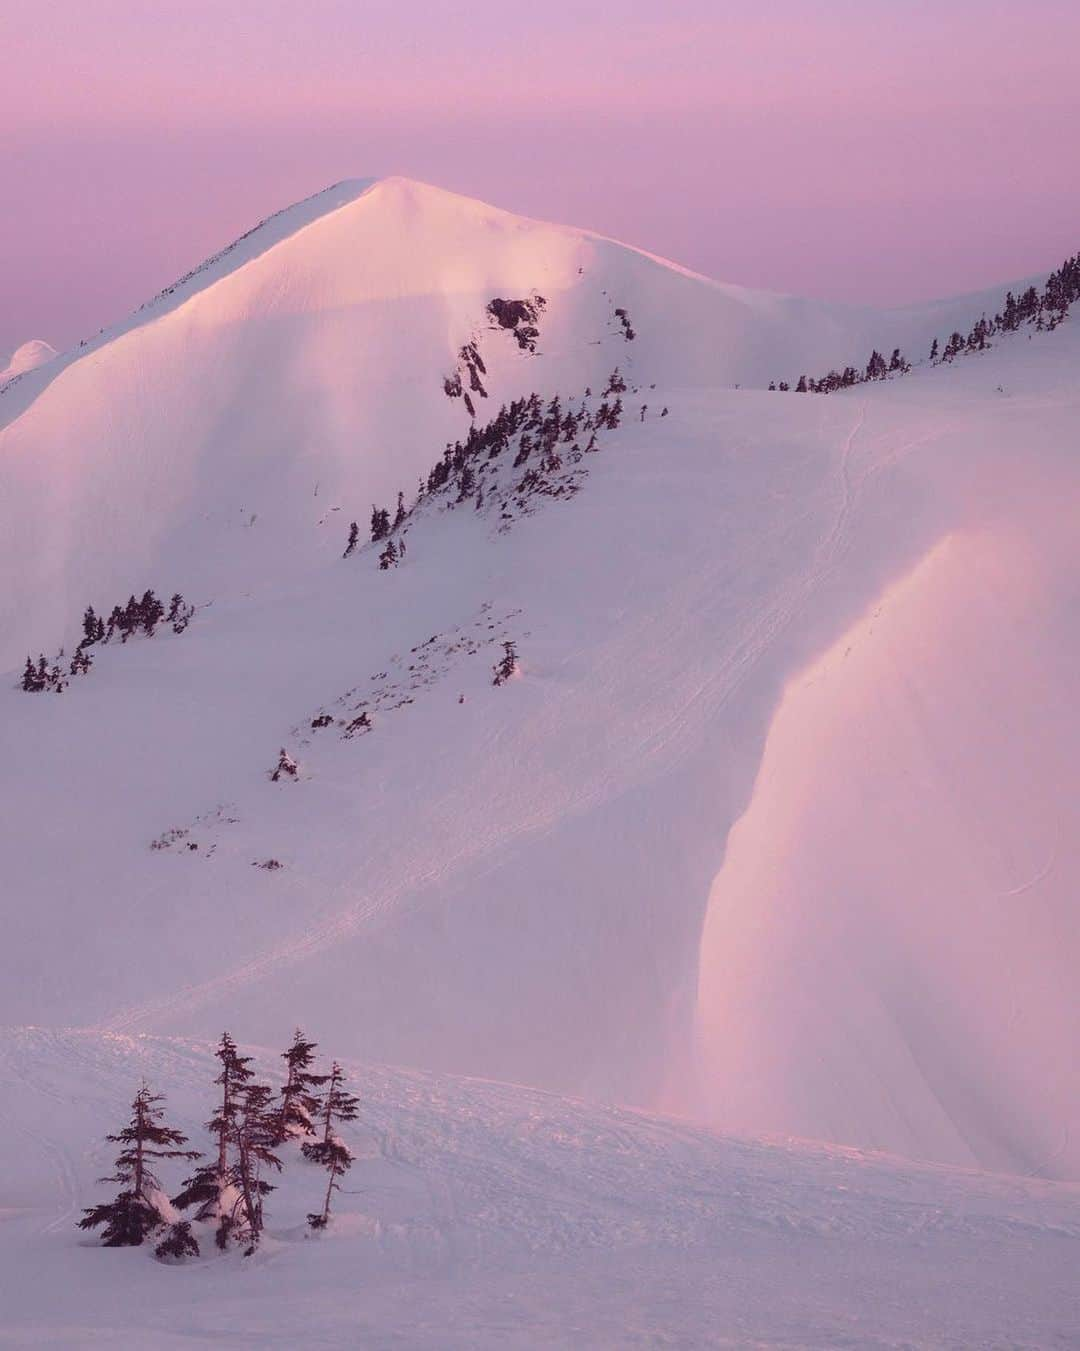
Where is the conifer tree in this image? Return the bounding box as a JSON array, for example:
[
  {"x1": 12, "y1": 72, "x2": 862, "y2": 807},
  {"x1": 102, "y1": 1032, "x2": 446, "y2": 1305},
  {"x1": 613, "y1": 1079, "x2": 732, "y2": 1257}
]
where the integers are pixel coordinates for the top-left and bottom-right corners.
[
  {"x1": 82, "y1": 606, "x2": 101, "y2": 647},
  {"x1": 70, "y1": 648, "x2": 93, "y2": 677},
  {"x1": 271, "y1": 748, "x2": 299, "y2": 782},
  {"x1": 492, "y1": 640, "x2": 518, "y2": 685},
  {"x1": 370, "y1": 505, "x2": 391, "y2": 542},
  {"x1": 173, "y1": 1032, "x2": 254, "y2": 1249},
  {"x1": 79, "y1": 1084, "x2": 199, "y2": 1248},
  {"x1": 139, "y1": 590, "x2": 165, "y2": 635},
  {"x1": 169, "y1": 595, "x2": 194, "y2": 634},
  {"x1": 378, "y1": 539, "x2": 398, "y2": 570},
  {"x1": 343, "y1": 521, "x2": 359, "y2": 557},
  {"x1": 456, "y1": 464, "x2": 477, "y2": 502},
  {"x1": 393, "y1": 491, "x2": 407, "y2": 531},
  {"x1": 233, "y1": 1079, "x2": 282, "y2": 1249},
  {"x1": 154, "y1": 1220, "x2": 200, "y2": 1262},
  {"x1": 303, "y1": 1062, "x2": 359, "y2": 1229},
  {"x1": 277, "y1": 1029, "x2": 328, "y2": 1141},
  {"x1": 20, "y1": 656, "x2": 42, "y2": 692}
]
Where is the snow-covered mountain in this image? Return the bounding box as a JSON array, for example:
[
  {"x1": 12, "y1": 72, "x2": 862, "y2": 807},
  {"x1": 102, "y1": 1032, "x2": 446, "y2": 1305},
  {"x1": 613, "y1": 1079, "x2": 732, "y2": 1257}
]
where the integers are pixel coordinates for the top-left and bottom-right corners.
[{"x1": 1, "y1": 176, "x2": 1077, "y2": 1343}]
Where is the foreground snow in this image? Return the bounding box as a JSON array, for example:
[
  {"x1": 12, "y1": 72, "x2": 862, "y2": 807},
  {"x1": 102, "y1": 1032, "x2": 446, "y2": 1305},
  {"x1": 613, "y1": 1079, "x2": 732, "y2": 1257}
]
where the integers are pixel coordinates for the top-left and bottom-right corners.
[{"x1": 0, "y1": 1030, "x2": 1076, "y2": 1347}]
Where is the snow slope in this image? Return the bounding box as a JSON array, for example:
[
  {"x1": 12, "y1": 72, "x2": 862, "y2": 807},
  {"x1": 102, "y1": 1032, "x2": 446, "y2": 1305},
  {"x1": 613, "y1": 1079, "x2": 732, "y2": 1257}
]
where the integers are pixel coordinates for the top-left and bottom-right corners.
[
  {"x1": 1, "y1": 171, "x2": 1078, "y2": 1263},
  {"x1": 0, "y1": 1029, "x2": 1075, "y2": 1347}
]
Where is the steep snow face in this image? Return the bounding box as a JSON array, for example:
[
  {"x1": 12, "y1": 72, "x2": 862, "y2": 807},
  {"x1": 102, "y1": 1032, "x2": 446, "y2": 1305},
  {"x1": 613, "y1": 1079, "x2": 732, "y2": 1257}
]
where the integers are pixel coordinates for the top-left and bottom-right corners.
[
  {"x1": 1, "y1": 177, "x2": 1078, "y2": 1186},
  {"x1": 694, "y1": 479, "x2": 1080, "y2": 1174}
]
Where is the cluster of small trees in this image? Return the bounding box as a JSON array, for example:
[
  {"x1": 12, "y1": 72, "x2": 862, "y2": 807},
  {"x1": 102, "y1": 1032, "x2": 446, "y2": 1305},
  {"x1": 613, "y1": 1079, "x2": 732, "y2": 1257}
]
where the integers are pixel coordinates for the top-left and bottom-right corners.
[
  {"x1": 771, "y1": 249, "x2": 1080, "y2": 395},
  {"x1": 770, "y1": 347, "x2": 911, "y2": 395},
  {"x1": 345, "y1": 369, "x2": 629, "y2": 565},
  {"x1": 79, "y1": 1031, "x2": 359, "y2": 1261},
  {"x1": 20, "y1": 591, "x2": 194, "y2": 692}
]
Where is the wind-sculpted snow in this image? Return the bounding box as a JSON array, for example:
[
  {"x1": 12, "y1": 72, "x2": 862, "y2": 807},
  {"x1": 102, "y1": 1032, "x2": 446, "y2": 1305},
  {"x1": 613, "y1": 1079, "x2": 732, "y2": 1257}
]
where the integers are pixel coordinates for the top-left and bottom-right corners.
[{"x1": 1, "y1": 175, "x2": 1079, "y2": 1246}]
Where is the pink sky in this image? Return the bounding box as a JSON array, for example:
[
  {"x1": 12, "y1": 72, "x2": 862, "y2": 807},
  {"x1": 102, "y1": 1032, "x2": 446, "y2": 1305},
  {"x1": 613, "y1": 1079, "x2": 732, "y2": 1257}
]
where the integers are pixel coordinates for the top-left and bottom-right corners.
[{"x1": 3, "y1": 0, "x2": 1079, "y2": 355}]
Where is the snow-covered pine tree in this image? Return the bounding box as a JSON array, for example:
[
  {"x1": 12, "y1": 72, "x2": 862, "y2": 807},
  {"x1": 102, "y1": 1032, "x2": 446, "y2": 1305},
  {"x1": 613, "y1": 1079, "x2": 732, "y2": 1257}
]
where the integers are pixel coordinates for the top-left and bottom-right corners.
[
  {"x1": 139, "y1": 589, "x2": 165, "y2": 635},
  {"x1": 456, "y1": 464, "x2": 477, "y2": 502},
  {"x1": 343, "y1": 521, "x2": 359, "y2": 557},
  {"x1": 169, "y1": 594, "x2": 195, "y2": 634},
  {"x1": 20, "y1": 656, "x2": 43, "y2": 692},
  {"x1": 277, "y1": 1029, "x2": 329, "y2": 1142},
  {"x1": 378, "y1": 538, "x2": 398, "y2": 570},
  {"x1": 303, "y1": 1061, "x2": 360, "y2": 1229},
  {"x1": 172, "y1": 1032, "x2": 254, "y2": 1249},
  {"x1": 370, "y1": 504, "x2": 391, "y2": 542},
  {"x1": 492, "y1": 640, "x2": 518, "y2": 685},
  {"x1": 271, "y1": 747, "x2": 299, "y2": 782},
  {"x1": 79, "y1": 1084, "x2": 199, "y2": 1248},
  {"x1": 232, "y1": 1079, "x2": 282, "y2": 1251},
  {"x1": 154, "y1": 1220, "x2": 200, "y2": 1261},
  {"x1": 393, "y1": 491, "x2": 407, "y2": 530},
  {"x1": 81, "y1": 606, "x2": 101, "y2": 647}
]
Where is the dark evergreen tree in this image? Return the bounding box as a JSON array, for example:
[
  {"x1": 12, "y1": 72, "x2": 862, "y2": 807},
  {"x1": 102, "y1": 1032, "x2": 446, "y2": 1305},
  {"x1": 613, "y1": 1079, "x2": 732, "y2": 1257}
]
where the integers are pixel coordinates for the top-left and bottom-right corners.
[
  {"x1": 343, "y1": 521, "x2": 359, "y2": 558},
  {"x1": 233, "y1": 1079, "x2": 282, "y2": 1249},
  {"x1": 492, "y1": 640, "x2": 518, "y2": 685},
  {"x1": 865, "y1": 349, "x2": 888, "y2": 381},
  {"x1": 456, "y1": 464, "x2": 477, "y2": 502},
  {"x1": 370, "y1": 505, "x2": 391, "y2": 542},
  {"x1": 172, "y1": 1032, "x2": 254, "y2": 1250},
  {"x1": 169, "y1": 595, "x2": 194, "y2": 634},
  {"x1": 277, "y1": 1029, "x2": 329, "y2": 1141},
  {"x1": 393, "y1": 491, "x2": 407, "y2": 531},
  {"x1": 303, "y1": 1062, "x2": 359, "y2": 1230},
  {"x1": 79, "y1": 1085, "x2": 199, "y2": 1248},
  {"x1": 81, "y1": 606, "x2": 101, "y2": 647},
  {"x1": 139, "y1": 590, "x2": 165, "y2": 635},
  {"x1": 20, "y1": 656, "x2": 43, "y2": 692},
  {"x1": 154, "y1": 1220, "x2": 200, "y2": 1262},
  {"x1": 270, "y1": 748, "x2": 299, "y2": 782},
  {"x1": 929, "y1": 337, "x2": 939, "y2": 361},
  {"x1": 378, "y1": 539, "x2": 398, "y2": 570}
]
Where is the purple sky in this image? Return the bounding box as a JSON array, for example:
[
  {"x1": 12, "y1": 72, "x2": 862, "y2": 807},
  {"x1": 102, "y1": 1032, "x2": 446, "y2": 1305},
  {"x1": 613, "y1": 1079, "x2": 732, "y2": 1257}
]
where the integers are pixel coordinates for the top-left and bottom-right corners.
[{"x1": 3, "y1": 0, "x2": 1079, "y2": 356}]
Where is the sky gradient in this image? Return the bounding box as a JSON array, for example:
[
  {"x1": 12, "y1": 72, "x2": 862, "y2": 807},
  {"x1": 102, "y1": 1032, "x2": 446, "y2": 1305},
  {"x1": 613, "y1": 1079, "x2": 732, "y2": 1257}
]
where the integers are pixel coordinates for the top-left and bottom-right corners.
[{"x1": 3, "y1": 0, "x2": 1079, "y2": 357}]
